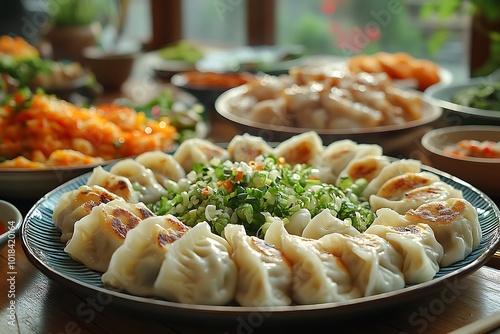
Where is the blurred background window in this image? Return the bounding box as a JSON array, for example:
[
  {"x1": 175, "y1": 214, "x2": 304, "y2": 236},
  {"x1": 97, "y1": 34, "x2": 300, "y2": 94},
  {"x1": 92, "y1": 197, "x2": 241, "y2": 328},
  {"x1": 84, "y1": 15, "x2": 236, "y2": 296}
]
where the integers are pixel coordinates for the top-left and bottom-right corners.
[
  {"x1": 1, "y1": 0, "x2": 487, "y2": 81},
  {"x1": 182, "y1": 0, "x2": 247, "y2": 47}
]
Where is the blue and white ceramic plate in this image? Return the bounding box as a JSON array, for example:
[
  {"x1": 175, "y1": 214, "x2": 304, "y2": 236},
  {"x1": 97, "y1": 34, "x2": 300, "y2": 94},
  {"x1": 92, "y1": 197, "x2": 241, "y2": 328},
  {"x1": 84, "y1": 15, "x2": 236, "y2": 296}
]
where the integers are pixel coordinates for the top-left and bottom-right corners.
[{"x1": 20, "y1": 164, "x2": 500, "y2": 323}]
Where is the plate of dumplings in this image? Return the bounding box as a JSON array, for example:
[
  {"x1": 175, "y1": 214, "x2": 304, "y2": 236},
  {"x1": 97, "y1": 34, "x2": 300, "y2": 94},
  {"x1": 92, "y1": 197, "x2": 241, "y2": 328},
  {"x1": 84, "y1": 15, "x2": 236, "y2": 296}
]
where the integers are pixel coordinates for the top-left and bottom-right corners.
[{"x1": 20, "y1": 131, "x2": 500, "y2": 324}]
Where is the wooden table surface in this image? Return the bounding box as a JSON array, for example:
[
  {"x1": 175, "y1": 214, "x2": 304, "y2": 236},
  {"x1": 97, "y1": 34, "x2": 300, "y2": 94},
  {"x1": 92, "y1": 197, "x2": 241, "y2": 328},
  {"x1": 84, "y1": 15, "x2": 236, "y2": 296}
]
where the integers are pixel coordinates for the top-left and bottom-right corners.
[{"x1": 1, "y1": 62, "x2": 500, "y2": 333}]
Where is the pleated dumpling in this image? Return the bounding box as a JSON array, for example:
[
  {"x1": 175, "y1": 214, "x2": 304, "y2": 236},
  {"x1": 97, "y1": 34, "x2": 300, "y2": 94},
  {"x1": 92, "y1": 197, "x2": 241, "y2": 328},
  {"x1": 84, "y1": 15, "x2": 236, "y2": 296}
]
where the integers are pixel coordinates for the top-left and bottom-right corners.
[
  {"x1": 319, "y1": 232, "x2": 405, "y2": 297},
  {"x1": 265, "y1": 218, "x2": 361, "y2": 304},
  {"x1": 86, "y1": 166, "x2": 140, "y2": 203},
  {"x1": 224, "y1": 224, "x2": 292, "y2": 307},
  {"x1": 362, "y1": 159, "x2": 422, "y2": 199},
  {"x1": 370, "y1": 181, "x2": 463, "y2": 214},
  {"x1": 109, "y1": 159, "x2": 168, "y2": 204},
  {"x1": 64, "y1": 199, "x2": 155, "y2": 272},
  {"x1": 173, "y1": 138, "x2": 230, "y2": 173},
  {"x1": 301, "y1": 208, "x2": 360, "y2": 239},
  {"x1": 153, "y1": 222, "x2": 237, "y2": 305},
  {"x1": 365, "y1": 223, "x2": 444, "y2": 284},
  {"x1": 283, "y1": 208, "x2": 311, "y2": 236},
  {"x1": 405, "y1": 198, "x2": 482, "y2": 266},
  {"x1": 135, "y1": 151, "x2": 186, "y2": 183},
  {"x1": 227, "y1": 133, "x2": 274, "y2": 162},
  {"x1": 53, "y1": 185, "x2": 120, "y2": 242},
  {"x1": 335, "y1": 155, "x2": 390, "y2": 186},
  {"x1": 273, "y1": 130, "x2": 324, "y2": 166},
  {"x1": 375, "y1": 172, "x2": 441, "y2": 201},
  {"x1": 101, "y1": 215, "x2": 189, "y2": 297},
  {"x1": 314, "y1": 139, "x2": 359, "y2": 184}
]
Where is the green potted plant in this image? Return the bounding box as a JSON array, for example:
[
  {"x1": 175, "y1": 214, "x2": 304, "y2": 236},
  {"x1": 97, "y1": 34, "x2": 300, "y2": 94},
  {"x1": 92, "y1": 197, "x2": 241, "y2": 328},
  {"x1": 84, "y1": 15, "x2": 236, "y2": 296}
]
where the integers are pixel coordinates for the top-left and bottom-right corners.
[
  {"x1": 421, "y1": 0, "x2": 500, "y2": 77},
  {"x1": 43, "y1": 0, "x2": 116, "y2": 62}
]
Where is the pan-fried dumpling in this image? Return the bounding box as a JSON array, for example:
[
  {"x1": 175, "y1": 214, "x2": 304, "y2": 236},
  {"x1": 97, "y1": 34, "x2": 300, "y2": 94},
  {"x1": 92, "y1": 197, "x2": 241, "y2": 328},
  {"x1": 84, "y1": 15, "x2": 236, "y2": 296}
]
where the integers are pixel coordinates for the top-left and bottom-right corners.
[
  {"x1": 153, "y1": 222, "x2": 237, "y2": 305},
  {"x1": 273, "y1": 131, "x2": 324, "y2": 166},
  {"x1": 362, "y1": 159, "x2": 422, "y2": 199},
  {"x1": 405, "y1": 198, "x2": 482, "y2": 266},
  {"x1": 314, "y1": 139, "x2": 358, "y2": 184},
  {"x1": 365, "y1": 223, "x2": 444, "y2": 284},
  {"x1": 224, "y1": 224, "x2": 292, "y2": 307},
  {"x1": 336, "y1": 155, "x2": 390, "y2": 185},
  {"x1": 86, "y1": 166, "x2": 140, "y2": 203},
  {"x1": 227, "y1": 133, "x2": 274, "y2": 162},
  {"x1": 53, "y1": 185, "x2": 121, "y2": 243},
  {"x1": 101, "y1": 215, "x2": 189, "y2": 297},
  {"x1": 301, "y1": 209, "x2": 360, "y2": 239},
  {"x1": 265, "y1": 218, "x2": 361, "y2": 304},
  {"x1": 109, "y1": 159, "x2": 168, "y2": 204},
  {"x1": 375, "y1": 172, "x2": 441, "y2": 200},
  {"x1": 246, "y1": 98, "x2": 290, "y2": 126},
  {"x1": 173, "y1": 138, "x2": 230, "y2": 173},
  {"x1": 64, "y1": 199, "x2": 154, "y2": 272},
  {"x1": 370, "y1": 182, "x2": 463, "y2": 214},
  {"x1": 135, "y1": 151, "x2": 185, "y2": 183},
  {"x1": 319, "y1": 232, "x2": 405, "y2": 296}
]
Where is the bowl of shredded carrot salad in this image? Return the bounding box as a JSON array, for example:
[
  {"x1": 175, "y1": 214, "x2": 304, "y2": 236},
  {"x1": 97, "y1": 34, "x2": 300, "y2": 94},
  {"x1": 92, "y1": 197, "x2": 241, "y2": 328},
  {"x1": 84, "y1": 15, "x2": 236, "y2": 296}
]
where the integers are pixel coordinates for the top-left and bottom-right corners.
[
  {"x1": 0, "y1": 89, "x2": 178, "y2": 169},
  {"x1": 0, "y1": 89, "x2": 179, "y2": 200}
]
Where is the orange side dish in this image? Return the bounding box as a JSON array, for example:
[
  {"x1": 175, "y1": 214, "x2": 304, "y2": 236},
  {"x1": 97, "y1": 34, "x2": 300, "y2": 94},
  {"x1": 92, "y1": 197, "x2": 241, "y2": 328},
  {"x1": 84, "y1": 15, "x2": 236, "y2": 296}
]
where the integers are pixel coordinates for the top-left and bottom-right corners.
[
  {"x1": 347, "y1": 52, "x2": 441, "y2": 91},
  {"x1": 0, "y1": 35, "x2": 39, "y2": 59},
  {"x1": 443, "y1": 140, "x2": 500, "y2": 159},
  {"x1": 0, "y1": 93, "x2": 177, "y2": 169}
]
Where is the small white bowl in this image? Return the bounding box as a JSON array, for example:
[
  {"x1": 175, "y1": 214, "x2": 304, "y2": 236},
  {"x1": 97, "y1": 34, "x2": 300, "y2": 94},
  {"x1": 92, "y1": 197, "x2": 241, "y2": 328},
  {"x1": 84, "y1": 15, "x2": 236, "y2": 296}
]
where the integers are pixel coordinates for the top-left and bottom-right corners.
[
  {"x1": 421, "y1": 125, "x2": 500, "y2": 196},
  {"x1": 0, "y1": 200, "x2": 23, "y2": 251}
]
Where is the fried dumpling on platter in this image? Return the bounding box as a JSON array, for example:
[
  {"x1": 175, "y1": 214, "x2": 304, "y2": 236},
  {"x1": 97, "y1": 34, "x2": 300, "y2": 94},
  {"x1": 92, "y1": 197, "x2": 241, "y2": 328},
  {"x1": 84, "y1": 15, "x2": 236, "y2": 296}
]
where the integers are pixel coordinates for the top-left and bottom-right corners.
[
  {"x1": 405, "y1": 198, "x2": 482, "y2": 267},
  {"x1": 314, "y1": 140, "x2": 383, "y2": 184},
  {"x1": 362, "y1": 159, "x2": 422, "y2": 199},
  {"x1": 227, "y1": 133, "x2": 274, "y2": 163},
  {"x1": 109, "y1": 159, "x2": 168, "y2": 204},
  {"x1": 264, "y1": 218, "x2": 361, "y2": 304},
  {"x1": 246, "y1": 97, "x2": 291, "y2": 127},
  {"x1": 320, "y1": 87, "x2": 383, "y2": 128},
  {"x1": 375, "y1": 172, "x2": 441, "y2": 201},
  {"x1": 153, "y1": 222, "x2": 237, "y2": 306},
  {"x1": 273, "y1": 130, "x2": 324, "y2": 166},
  {"x1": 224, "y1": 224, "x2": 292, "y2": 307},
  {"x1": 369, "y1": 181, "x2": 463, "y2": 214},
  {"x1": 335, "y1": 155, "x2": 390, "y2": 186},
  {"x1": 314, "y1": 139, "x2": 358, "y2": 184},
  {"x1": 301, "y1": 209, "x2": 360, "y2": 240},
  {"x1": 101, "y1": 215, "x2": 189, "y2": 297},
  {"x1": 135, "y1": 151, "x2": 186, "y2": 184},
  {"x1": 53, "y1": 185, "x2": 121, "y2": 243},
  {"x1": 365, "y1": 223, "x2": 444, "y2": 284},
  {"x1": 86, "y1": 166, "x2": 140, "y2": 203},
  {"x1": 64, "y1": 199, "x2": 155, "y2": 272},
  {"x1": 319, "y1": 232, "x2": 405, "y2": 297},
  {"x1": 173, "y1": 138, "x2": 230, "y2": 173}
]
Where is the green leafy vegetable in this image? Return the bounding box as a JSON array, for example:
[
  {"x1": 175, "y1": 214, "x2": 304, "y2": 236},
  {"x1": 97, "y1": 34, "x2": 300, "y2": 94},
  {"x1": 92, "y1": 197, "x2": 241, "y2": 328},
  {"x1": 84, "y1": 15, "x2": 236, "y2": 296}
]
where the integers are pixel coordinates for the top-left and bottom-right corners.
[
  {"x1": 452, "y1": 82, "x2": 500, "y2": 110},
  {"x1": 150, "y1": 154, "x2": 375, "y2": 238}
]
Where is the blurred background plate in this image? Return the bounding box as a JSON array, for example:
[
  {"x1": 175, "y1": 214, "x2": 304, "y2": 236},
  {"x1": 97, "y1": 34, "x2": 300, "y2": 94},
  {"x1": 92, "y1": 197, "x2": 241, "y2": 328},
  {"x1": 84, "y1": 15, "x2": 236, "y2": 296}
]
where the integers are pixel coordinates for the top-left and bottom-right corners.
[
  {"x1": 215, "y1": 85, "x2": 442, "y2": 156},
  {"x1": 424, "y1": 76, "x2": 500, "y2": 125},
  {"x1": 0, "y1": 164, "x2": 103, "y2": 201},
  {"x1": 195, "y1": 45, "x2": 305, "y2": 75}
]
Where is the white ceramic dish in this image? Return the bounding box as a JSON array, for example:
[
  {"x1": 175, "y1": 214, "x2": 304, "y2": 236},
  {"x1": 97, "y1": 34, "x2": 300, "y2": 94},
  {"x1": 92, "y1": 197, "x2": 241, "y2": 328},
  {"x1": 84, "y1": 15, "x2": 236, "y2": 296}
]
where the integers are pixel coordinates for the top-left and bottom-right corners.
[
  {"x1": 424, "y1": 77, "x2": 500, "y2": 123},
  {"x1": 20, "y1": 163, "x2": 500, "y2": 324},
  {"x1": 0, "y1": 200, "x2": 23, "y2": 251},
  {"x1": 215, "y1": 85, "x2": 442, "y2": 154},
  {"x1": 421, "y1": 125, "x2": 500, "y2": 197}
]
